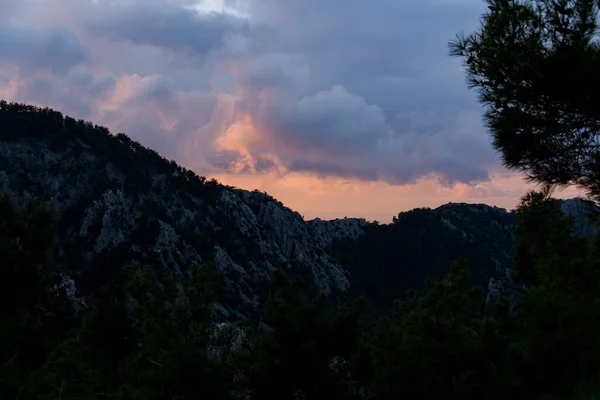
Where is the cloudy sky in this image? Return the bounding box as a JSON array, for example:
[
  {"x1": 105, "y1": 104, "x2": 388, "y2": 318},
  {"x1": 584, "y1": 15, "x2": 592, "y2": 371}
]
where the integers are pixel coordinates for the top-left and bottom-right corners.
[{"x1": 0, "y1": 0, "x2": 580, "y2": 221}]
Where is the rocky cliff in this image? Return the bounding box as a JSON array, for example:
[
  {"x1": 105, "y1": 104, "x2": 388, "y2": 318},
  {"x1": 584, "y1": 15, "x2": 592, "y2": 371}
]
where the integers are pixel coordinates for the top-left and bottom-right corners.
[
  {"x1": 1, "y1": 101, "x2": 597, "y2": 321},
  {"x1": 0, "y1": 101, "x2": 362, "y2": 322}
]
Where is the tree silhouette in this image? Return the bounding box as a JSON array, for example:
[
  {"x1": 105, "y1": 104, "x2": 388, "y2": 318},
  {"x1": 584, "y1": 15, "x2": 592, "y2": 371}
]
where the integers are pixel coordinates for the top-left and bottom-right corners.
[{"x1": 449, "y1": 0, "x2": 600, "y2": 199}]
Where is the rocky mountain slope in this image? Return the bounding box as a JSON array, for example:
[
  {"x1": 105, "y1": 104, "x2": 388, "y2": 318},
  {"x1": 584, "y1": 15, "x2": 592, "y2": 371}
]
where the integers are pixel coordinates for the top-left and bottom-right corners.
[
  {"x1": 1, "y1": 101, "x2": 597, "y2": 321},
  {"x1": 0, "y1": 101, "x2": 363, "y2": 322}
]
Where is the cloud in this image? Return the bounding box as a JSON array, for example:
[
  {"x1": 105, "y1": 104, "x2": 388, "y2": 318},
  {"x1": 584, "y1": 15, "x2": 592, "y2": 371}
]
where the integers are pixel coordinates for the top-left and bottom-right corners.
[
  {"x1": 0, "y1": 0, "x2": 550, "y2": 218},
  {"x1": 84, "y1": 1, "x2": 250, "y2": 58},
  {"x1": 268, "y1": 85, "x2": 391, "y2": 153},
  {"x1": 192, "y1": 0, "x2": 497, "y2": 185},
  {"x1": 0, "y1": 19, "x2": 89, "y2": 74}
]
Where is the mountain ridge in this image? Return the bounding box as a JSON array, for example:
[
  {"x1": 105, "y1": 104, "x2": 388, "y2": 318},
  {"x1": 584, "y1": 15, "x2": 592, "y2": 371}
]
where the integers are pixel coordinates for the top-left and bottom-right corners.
[
  {"x1": 0, "y1": 101, "x2": 361, "y2": 323},
  {"x1": 1, "y1": 100, "x2": 597, "y2": 322},
  {"x1": 329, "y1": 197, "x2": 596, "y2": 314}
]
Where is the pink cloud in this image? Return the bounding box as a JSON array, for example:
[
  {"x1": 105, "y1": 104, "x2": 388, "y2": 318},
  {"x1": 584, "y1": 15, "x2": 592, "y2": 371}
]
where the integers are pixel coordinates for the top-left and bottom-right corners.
[{"x1": 0, "y1": 0, "x2": 585, "y2": 221}]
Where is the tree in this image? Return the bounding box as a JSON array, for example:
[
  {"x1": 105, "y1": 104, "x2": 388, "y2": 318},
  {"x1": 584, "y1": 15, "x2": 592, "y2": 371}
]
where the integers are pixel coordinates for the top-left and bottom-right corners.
[
  {"x1": 449, "y1": 3, "x2": 600, "y2": 397},
  {"x1": 369, "y1": 261, "x2": 502, "y2": 400},
  {"x1": 510, "y1": 188, "x2": 581, "y2": 286},
  {"x1": 449, "y1": 0, "x2": 600, "y2": 199},
  {"x1": 116, "y1": 261, "x2": 238, "y2": 400},
  {"x1": 0, "y1": 194, "x2": 75, "y2": 398},
  {"x1": 245, "y1": 268, "x2": 369, "y2": 400},
  {"x1": 500, "y1": 190, "x2": 600, "y2": 398}
]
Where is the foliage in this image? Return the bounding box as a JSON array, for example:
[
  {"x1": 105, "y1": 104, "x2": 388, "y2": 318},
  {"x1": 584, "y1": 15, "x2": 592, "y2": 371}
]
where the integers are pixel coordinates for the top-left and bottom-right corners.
[
  {"x1": 0, "y1": 192, "x2": 371, "y2": 399},
  {"x1": 446, "y1": 2, "x2": 600, "y2": 396},
  {"x1": 244, "y1": 268, "x2": 370, "y2": 400},
  {"x1": 502, "y1": 191, "x2": 600, "y2": 398},
  {"x1": 0, "y1": 194, "x2": 75, "y2": 398},
  {"x1": 332, "y1": 202, "x2": 516, "y2": 314},
  {"x1": 449, "y1": 0, "x2": 600, "y2": 199},
  {"x1": 371, "y1": 261, "x2": 503, "y2": 400}
]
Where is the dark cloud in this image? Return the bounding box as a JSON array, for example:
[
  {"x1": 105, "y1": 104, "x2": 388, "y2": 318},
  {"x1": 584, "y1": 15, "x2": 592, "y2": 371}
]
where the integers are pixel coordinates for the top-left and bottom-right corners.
[
  {"x1": 99, "y1": 76, "x2": 218, "y2": 162},
  {"x1": 210, "y1": 0, "x2": 497, "y2": 185},
  {"x1": 0, "y1": 19, "x2": 89, "y2": 74},
  {"x1": 289, "y1": 160, "x2": 379, "y2": 182},
  {"x1": 84, "y1": 3, "x2": 249, "y2": 57},
  {"x1": 0, "y1": 0, "x2": 500, "y2": 187},
  {"x1": 265, "y1": 85, "x2": 391, "y2": 153},
  {"x1": 9, "y1": 67, "x2": 116, "y2": 117},
  {"x1": 134, "y1": 76, "x2": 175, "y2": 103}
]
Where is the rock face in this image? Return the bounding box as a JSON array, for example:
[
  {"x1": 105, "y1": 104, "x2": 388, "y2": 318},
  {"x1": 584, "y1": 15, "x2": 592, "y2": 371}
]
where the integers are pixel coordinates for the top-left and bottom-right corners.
[
  {"x1": 560, "y1": 197, "x2": 599, "y2": 237},
  {"x1": 485, "y1": 270, "x2": 527, "y2": 314},
  {"x1": 1, "y1": 102, "x2": 598, "y2": 321},
  {"x1": 0, "y1": 103, "x2": 363, "y2": 321},
  {"x1": 309, "y1": 217, "x2": 369, "y2": 248}
]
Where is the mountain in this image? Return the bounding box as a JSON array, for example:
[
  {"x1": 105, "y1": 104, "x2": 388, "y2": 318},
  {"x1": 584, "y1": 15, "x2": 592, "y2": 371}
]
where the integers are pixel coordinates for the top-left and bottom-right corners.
[
  {"x1": 330, "y1": 203, "x2": 515, "y2": 313},
  {"x1": 1, "y1": 100, "x2": 597, "y2": 322},
  {"x1": 0, "y1": 101, "x2": 363, "y2": 323},
  {"x1": 331, "y1": 197, "x2": 598, "y2": 314}
]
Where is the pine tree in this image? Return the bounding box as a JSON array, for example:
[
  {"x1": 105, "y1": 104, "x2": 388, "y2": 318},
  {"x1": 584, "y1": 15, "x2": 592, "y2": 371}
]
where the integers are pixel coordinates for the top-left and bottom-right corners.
[
  {"x1": 246, "y1": 268, "x2": 368, "y2": 400},
  {"x1": 369, "y1": 261, "x2": 499, "y2": 400},
  {"x1": 0, "y1": 194, "x2": 75, "y2": 398},
  {"x1": 449, "y1": 0, "x2": 600, "y2": 200},
  {"x1": 504, "y1": 191, "x2": 600, "y2": 398}
]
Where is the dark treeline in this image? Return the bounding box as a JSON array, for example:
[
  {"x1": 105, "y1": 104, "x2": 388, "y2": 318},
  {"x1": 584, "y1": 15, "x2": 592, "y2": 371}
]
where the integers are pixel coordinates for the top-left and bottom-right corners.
[
  {"x1": 332, "y1": 203, "x2": 516, "y2": 314},
  {"x1": 0, "y1": 99, "x2": 224, "y2": 203}
]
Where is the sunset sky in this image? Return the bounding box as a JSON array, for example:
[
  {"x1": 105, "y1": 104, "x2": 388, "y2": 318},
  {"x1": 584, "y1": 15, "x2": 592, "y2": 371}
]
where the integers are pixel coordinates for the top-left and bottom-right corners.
[{"x1": 0, "y1": 0, "x2": 582, "y2": 222}]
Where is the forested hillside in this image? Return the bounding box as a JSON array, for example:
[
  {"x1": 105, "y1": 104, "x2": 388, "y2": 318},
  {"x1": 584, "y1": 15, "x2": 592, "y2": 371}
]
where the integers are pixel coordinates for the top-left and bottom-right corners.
[
  {"x1": 333, "y1": 198, "x2": 597, "y2": 314},
  {"x1": 0, "y1": 99, "x2": 359, "y2": 324},
  {"x1": 332, "y1": 203, "x2": 516, "y2": 313}
]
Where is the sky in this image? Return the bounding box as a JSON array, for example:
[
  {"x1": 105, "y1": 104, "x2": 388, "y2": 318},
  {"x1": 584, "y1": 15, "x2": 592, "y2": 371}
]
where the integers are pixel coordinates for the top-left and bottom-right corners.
[{"x1": 0, "y1": 0, "x2": 582, "y2": 222}]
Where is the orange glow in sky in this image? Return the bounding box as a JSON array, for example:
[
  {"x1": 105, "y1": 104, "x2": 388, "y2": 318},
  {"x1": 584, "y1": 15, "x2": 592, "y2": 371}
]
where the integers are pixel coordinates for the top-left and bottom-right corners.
[{"x1": 208, "y1": 171, "x2": 583, "y2": 222}]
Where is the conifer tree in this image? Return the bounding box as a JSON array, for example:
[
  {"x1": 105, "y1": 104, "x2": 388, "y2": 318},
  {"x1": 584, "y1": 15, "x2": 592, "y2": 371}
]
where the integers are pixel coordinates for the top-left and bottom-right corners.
[{"x1": 449, "y1": 0, "x2": 600, "y2": 199}]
